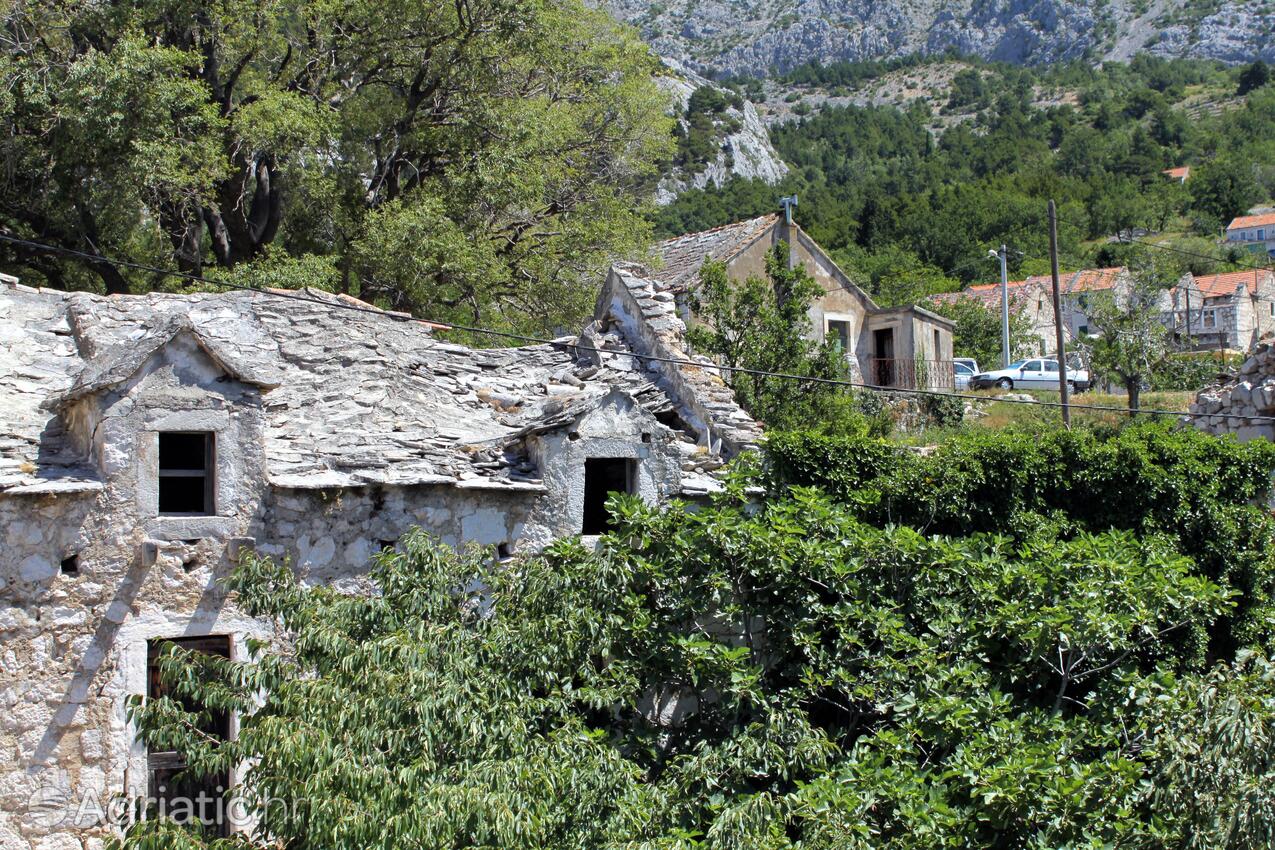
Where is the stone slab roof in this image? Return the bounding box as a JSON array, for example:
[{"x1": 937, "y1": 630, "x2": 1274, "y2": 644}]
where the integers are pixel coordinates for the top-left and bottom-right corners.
[
  {"x1": 600, "y1": 264, "x2": 764, "y2": 453},
  {"x1": 650, "y1": 214, "x2": 779, "y2": 290},
  {"x1": 1, "y1": 282, "x2": 739, "y2": 494}
]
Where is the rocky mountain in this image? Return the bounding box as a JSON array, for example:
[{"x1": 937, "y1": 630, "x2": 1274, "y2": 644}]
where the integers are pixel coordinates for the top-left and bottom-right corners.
[
  {"x1": 602, "y1": 1, "x2": 1275, "y2": 78},
  {"x1": 655, "y1": 61, "x2": 789, "y2": 204}
]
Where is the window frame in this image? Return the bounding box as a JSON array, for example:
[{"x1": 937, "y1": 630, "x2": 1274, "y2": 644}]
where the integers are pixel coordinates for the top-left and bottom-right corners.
[
  {"x1": 157, "y1": 432, "x2": 216, "y2": 517},
  {"x1": 825, "y1": 317, "x2": 852, "y2": 354},
  {"x1": 146, "y1": 635, "x2": 233, "y2": 836}
]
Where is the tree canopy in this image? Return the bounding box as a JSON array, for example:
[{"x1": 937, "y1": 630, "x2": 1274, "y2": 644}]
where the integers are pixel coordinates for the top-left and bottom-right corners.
[
  {"x1": 0, "y1": 0, "x2": 671, "y2": 332},
  {"x1": 686, "y1": 244, "x2": 852, "y2": 431},
  {"x1": 122, "y1": 423, "x2": 1275, "y2": 849}
]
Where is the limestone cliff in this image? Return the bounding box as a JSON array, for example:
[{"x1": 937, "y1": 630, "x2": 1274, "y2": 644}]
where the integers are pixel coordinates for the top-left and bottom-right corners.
[
  {"x1": 603, "y1": 1, "x2": 1275, "y2": 78},
  {"x1": 656, "y1": 62, "x2": 789, "y2": 204}
]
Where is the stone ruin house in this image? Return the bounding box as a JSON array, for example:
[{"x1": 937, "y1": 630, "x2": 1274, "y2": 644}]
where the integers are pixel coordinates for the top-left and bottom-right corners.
[
  {"x1": 646, "y1": 213, "x2": 956, "y2": 390},
  {"x1": 1165, "y1": 270, "x2": 1275, "y2": 353},
  {"x1": 0, "y1": 274, "x2": 762, "y2": 848}
]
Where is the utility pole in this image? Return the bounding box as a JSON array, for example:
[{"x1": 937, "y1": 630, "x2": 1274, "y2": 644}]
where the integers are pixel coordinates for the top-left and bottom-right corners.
[
  {"x1": 1048, "y1": 200, "x2": 1071, "y2": 428},
  {"x1": 989, "y1": 245, "x2": 1010, "y2": 368}
]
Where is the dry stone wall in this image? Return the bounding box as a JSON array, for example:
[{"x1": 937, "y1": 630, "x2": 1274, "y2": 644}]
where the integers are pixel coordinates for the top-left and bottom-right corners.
[{"x1": 1189, "y1": 343, "x2": 1275, "y2": 442}]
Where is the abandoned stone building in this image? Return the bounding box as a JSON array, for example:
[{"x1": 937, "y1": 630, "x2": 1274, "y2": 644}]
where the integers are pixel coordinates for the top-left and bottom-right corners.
[
  {"x1": 0, "y1": 272, "x2": 762, "y2": 848},
  {"x1": 647, "y1": 213, "x2": 956, "y2": 389}
]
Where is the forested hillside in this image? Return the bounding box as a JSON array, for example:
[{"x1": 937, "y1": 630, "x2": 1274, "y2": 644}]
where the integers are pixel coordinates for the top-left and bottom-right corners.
[{"x1": 656, "y1": 56, "x2": 1275, "y2": 305}]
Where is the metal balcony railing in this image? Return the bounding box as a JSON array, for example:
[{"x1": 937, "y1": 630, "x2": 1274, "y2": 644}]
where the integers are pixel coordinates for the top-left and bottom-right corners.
[{"x1": 863, "y1": 358, "x2": 956, "y2": 391}]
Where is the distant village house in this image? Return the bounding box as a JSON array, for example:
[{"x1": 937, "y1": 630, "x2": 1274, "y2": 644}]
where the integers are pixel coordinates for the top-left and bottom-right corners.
[
  {"x1": 1166, "y1": 269, "x2": 1275, "y2": 352},
  {"x1": 1225, "y1": 212, "x2": 1275, "y2": 260},
  {"x1": 645, "y1": 212, "x2": 955, "y2": 389}
]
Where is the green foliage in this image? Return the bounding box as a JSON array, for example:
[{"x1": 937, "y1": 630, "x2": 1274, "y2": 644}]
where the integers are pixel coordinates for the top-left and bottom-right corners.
[
  {"x1": 686, "y1": 243, "x2": 853, "y2": 431},
  {"x1": 1149, "y1": 351, "x2": 1238, "y2": 391},
  {"x1": 765, "y1": 422, "x2": 1275, "y2": 653},
  {"x1": 1238, "y1": 60, "x2": 1271, "y2": 96},
  {"x1": 1082, "y1": 263, "x2": 1173, "y2": 411},
  {"x1": 1149, "y1": 650, "x2": 1275, "y2": 846},
  {"x1": 1191, "y1": 156, "x2": 1264, "y2": 230},
  {"x1": 658, "y1": 56, "x2": 1275, "y2": 295},
  {"x1": 0, "y1": 0, "x2": 672, "y2": 334},
  {"x1": 927, "y1": 295, "x2": 1037, "y2": 367},
  {"x1": 120, "y1": 424, "x2": 1275, "y2": 847},
  {"x1": 832, "y1": 243, "x2": 962, "y2": 307},
  {"x1": 946, "y1": 68, "x2": 989, "y2": 111}
]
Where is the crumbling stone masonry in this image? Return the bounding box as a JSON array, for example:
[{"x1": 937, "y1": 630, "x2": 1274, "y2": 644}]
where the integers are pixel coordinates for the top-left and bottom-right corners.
[
  {"x1": 0, "y1": 276, "x2": 759, "y2": 849},
  {"x1": 1189, "y1": 344, "x2": 1275, "y2": 442}
]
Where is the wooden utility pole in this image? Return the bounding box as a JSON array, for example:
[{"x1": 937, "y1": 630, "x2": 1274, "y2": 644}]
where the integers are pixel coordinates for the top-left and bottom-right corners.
[{"x1": 1048, "y1": 200, "x2": 1071, "y2": 428}]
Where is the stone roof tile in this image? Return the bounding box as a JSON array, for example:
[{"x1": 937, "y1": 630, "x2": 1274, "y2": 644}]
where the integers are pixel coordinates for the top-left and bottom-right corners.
[{"x1": 0, "y1": 284, "x2": 732, "y2": 494}]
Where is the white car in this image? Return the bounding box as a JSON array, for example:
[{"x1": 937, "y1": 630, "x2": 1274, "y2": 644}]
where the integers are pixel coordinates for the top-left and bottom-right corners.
[
  {"x1": 954, "y1": 360, "x2": 976, "y2": 391},
  {"x1": 971, "y1": 358, "x2": 1090, "y2": 392}
]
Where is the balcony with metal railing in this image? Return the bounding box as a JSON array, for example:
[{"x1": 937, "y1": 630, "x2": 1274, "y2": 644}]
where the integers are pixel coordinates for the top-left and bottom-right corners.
[{"x1": 862, "y1": 357, "x2": 956, "y2": 391}]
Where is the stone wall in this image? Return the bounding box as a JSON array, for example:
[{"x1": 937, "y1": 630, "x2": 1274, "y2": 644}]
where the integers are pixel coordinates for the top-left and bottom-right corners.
[
  {"x1": 1189, "y1": 343, "x2": 1275, "y2": 442},
  {"x1": 0, "y1": 351, "x2": 692, "y2": 850}
]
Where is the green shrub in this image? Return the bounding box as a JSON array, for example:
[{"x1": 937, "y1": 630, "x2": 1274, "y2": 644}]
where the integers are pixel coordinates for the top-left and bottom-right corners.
[
  {"x1": 765, "y1": 423, "x2": 1275, "y2": 652},
  {"x1": 1151, "y1": 351, "x2": 1238, "y2": 391}
]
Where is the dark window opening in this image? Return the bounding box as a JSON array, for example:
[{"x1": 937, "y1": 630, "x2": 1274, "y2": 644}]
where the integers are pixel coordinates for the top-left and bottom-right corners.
[
  {"x1": 582, "y1": 458, "x2": 635, "y2": 535},
  {"x1": 146, "y1": 635, "x2": 231, "y2": 835},
  {"x1": 827, "y1": 319, "x2": 851, "y2": 352},
  {"x1": 933, "y1": 328, "x2": 941, "y2": 357},
  {"x1": 158, "y1": 433, "x2": 215, "y2": 516},
  {"x1": 60, "y1": 555, "x2": 79, "y2": 575}
]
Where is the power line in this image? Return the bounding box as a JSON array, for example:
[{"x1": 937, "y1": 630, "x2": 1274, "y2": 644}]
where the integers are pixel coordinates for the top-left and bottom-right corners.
[{"x1": 0, "y1": 232, "x2": 1267, "y2": 424}]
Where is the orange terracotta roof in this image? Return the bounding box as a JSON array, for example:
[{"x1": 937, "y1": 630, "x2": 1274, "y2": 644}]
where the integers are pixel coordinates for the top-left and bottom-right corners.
[
  {"x1": 1163, "y1": 166, "x2": 1191, "y2": 180},
  {"x1": 927, "y1": 279, "x2": 1047, "y2": 311},
  {"x1": 1056, "y1": 267, "x2": 1123, "y2": 293},
  {"x1": 1193, "y1": 269, "x2": 1272, "y2": 298},
  {"x1": 928, "y1": 267, "x2": 1122, "y2": 309},
  {"x1": 1227, "y1": 212, "x2": 1275, "y2": 231}
]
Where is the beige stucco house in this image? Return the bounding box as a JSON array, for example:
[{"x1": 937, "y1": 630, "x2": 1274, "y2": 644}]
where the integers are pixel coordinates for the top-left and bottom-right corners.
[{"x1": 644, "y1": 213, "x2": 956, "y2": 390}]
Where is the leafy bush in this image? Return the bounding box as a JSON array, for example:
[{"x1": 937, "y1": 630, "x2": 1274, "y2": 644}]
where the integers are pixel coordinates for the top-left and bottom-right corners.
[
  {"x1": 124, "y1": 477, "x2": 1271, "y2": 849},
  {"x1": 1151, "y1": 350, "x2": 1238, "y2": 391},
  {"x1": 765, "y1": 422, "x2": 1275, "y2": 651}
]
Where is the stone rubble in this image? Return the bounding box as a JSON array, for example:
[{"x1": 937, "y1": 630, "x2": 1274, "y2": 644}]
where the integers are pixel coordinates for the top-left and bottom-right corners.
[{"x1": 1189, "y1": 345, "x2": 1270, "y2": 442}]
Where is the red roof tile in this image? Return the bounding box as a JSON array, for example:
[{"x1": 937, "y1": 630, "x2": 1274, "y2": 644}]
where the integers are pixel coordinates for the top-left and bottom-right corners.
[
  {"x1": 1193, "y1": 269, "x2": 1271, "y2": 298},
  {"x1": 928, "y1": 267, "x2": 1122, "y2": 310},
  {"x1": 1227, "y1": 212, "x2": 1275, "y2": 231}
]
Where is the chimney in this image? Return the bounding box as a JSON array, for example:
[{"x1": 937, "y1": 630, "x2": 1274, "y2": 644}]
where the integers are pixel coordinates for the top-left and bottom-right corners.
[{"x1": 779, "y1": 194, "x2": 798, "y2": 270}]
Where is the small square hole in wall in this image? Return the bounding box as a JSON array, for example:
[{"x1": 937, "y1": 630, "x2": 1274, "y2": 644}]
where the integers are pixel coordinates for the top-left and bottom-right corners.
[
  {"x1": 582, "y1": 458, "x2": 636, "y2": 535},
  {"x1": 158, "y1": 432, "x2": 215, "y2": 516},
  {"x1": 60, "y1": 554, "x2": 79, "y2": 576}
]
